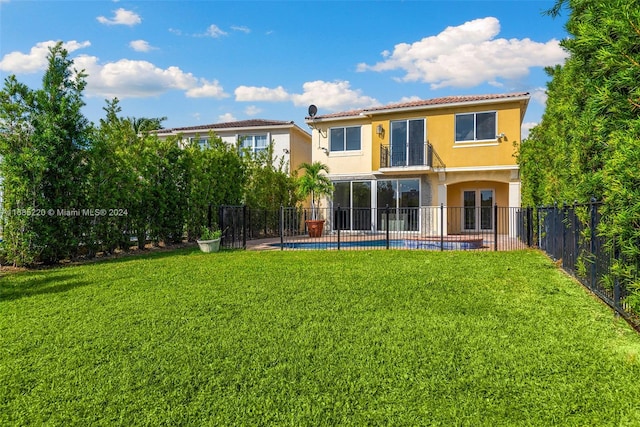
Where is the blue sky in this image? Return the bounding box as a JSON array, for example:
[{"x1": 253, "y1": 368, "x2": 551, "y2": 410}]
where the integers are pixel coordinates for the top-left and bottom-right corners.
[{"x1": 0, "y1": 1, "x2": 568, "y2": 136}]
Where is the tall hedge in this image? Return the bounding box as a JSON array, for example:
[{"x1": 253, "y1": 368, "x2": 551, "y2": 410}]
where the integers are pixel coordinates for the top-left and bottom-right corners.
[
  {"x1": 0, "y1": 42, "x2": 89, "y2": 265},
  {"x1": 0, "y1": 45, "x2": 249, "y2": 265},
  {"x1": 518, "y1": 0, "x2": 640, "y2": 303}
]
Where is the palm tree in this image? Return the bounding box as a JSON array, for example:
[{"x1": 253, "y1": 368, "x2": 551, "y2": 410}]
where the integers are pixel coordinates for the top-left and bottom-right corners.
[
  {"x1": 128, "y1": 116, "x2": 167, "y2": 134},
  {"x1": 297, "y1": 161, "x2": 334, "y2": 220}
]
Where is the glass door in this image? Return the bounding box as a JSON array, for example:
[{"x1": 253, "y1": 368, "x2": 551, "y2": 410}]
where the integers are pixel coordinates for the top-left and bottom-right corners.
[
  {"x1": 463, "y1": 191, "x2": 476, "y2": 231},
  {"x1": 333, "y1": 181, "x2": 372, "y2": 231},
  {"x1": 390, "y1": 119, "x2": 425, "y2": 167},
  {"x1": 463, "y1": 189, "x2": 494, "y2": 231},
  {"x1": 479, "y1": 190, "x2": 494, "y2": 230}
]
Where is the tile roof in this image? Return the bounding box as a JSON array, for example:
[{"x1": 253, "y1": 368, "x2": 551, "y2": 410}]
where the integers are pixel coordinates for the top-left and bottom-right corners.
[
  {"x1": 307, "y1": 92, "x2": 530, "y2": 120},
  {"x1": 156, "y1": 119, "x2": 296, "y2": 134}
]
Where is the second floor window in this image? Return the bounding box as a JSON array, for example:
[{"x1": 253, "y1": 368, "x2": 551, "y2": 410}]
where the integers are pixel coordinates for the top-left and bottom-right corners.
[
  {"x1": 240, "y1": 134, "x2": 268, "y2": 154},
  {"x1": 189, "y1": 137, "x2": 209, "y2": 147},
  {"x1": 330, "y1": 126, "x2": 361, "y2": 152},
  {"x1": 455, "y1": 111, "x2": 496, "y2": 142}
]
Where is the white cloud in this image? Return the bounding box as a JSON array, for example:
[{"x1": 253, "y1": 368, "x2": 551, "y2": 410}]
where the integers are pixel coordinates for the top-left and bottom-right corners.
[
  {"x1": 234, "y1": 80, "x2": 379, "y2": 112},
  {"x1": 73, "y1": 55, "x2": 228, "y2": 99},
  {"x1": 245, "y1": 105, "x2": 262, "y2": 116},
  {"x1": 290, "y1": 80, "x2": 380, "y2": 111},
  {"x1": 1, "y1": 40, "x2": 229, "y2": 100},
  {"x1": 218, "y1": 113, "x2": 237, "y2": 122},
  {"x1": 530, "y1": 87, "x2": 548, "y2": 106},
  {"x1": 0, "y1": 40, "x2": 90, "y2": 73},
  {"x1": 522, "y1": 122, "x2": 538, "y2": 140},
  {"x1": 231, "y1": 25, "x2": 251, "y2": 34},
  {"x1": 394, "y1": 95, "x2": 422, "y2": 104},
  {"x1": 97, "y1": 8, "x2": 141, "y2": 26},
  {"x1": 235, "y1": 85, "x2": 289, "y2": 102},
  {"x1": 129, "y1": 40, "x2": 156, "y2": 52},
  {"x1": 203, "y1": 24, "x2": 228, "y2": 38},
  {"x1": 357, "y1": 17, "x2": 567, "y2": 89},
  {"x1": 186, "y1": 79, "x2": 228, "y2": 98}
]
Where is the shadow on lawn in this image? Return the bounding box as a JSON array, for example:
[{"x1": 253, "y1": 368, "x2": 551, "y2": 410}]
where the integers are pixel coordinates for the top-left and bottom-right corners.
[
  {"x1": 0, "y1": 273, "x2": 91, "y2": 302},
  {"x1": 0, "y1": 247, "x2": 203, "y2": 302}
]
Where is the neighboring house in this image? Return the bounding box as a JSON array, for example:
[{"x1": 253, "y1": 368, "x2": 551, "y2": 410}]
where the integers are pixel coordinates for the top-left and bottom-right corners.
[
  {"x1": 155, "y1": 119, "x2": 312, "y2": 174},
  {"x1": 304, "y1": 92, "x2": 530, "y2": 236}
]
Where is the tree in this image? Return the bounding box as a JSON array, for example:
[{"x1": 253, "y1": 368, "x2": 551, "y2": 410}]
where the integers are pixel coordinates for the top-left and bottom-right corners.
[
  {"x1": 519, "y1": 0, "x2": 640, "y2": 308},
  {"x1": 296, "y1": 161, "x2": 333, "y2": 220},
  {"x1": 0, "y1": 42, "x2": 90, "y2": 265},
  {"x1": 85, "y1": 98, "x2": 137, "y2": 255},
  {"x1": 241, "y1": 140, "x2": 300, "y2": 210},
  {"x1": 128, "y1": 116, "x2": 167, "y2": 134}
]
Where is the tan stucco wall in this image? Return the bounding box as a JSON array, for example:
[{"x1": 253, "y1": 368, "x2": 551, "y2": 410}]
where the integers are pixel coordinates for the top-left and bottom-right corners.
[
  {"x1": 289, "y1": 127, "x2": 312, "y2": 175},
  {"x1": 310, "y1": 120, "x2": 373, "y2": 176}
]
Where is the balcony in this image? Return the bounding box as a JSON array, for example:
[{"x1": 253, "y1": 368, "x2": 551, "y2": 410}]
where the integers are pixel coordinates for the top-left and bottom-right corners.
[{"x1": 379, "y1": 142, "x2": 444, "y2": 171}]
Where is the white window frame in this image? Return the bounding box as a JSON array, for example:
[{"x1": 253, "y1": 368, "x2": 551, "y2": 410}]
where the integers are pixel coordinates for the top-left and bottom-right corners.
[
  {"x1": 454, "y1": 111, "x2": 497, "y2": 143},
  {"x1": 329, "y1": 126, "x2": 362, "y2": 152},
  {"x1": 188, "y1": 136, "x2": 209, "y2": 147},
  {"x1": 239, "y1": 133, "x2": 270, "y2": 154}
]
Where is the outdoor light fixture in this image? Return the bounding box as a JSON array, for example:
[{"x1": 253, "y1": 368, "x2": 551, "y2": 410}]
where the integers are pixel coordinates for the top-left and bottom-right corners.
[
  {"x1": 496, "y1": 132, "x2": 506, "y2": 139},
  {"x1": 283, "y1": 148, "x2": 290, "y2": 154},
  {"x1": 320, "y1": 147, "x2": 329, "y2": 155},
  {"x1": 376, "y1": 124, "x2": 384, "y2": 137}
]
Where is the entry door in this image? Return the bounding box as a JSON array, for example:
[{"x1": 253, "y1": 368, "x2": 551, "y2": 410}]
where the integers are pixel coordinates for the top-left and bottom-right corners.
[{"x1": 463, "y1": 190, "x2": 494, "y2": 231}]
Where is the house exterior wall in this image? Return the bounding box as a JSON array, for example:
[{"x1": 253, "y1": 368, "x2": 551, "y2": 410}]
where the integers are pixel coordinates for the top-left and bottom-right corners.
[
  {"x1": 289, "y1": 127, "x2": 313, "y2": 175},
  {"x1": 306, "y1": 93, "x2": 528, "y2": 235},
  {"x1": 310, "y1": 119, "x2": 373, "y2": 176},
  {"x1": 155, "y1": 122, "x2": 311, "y2": 176}
]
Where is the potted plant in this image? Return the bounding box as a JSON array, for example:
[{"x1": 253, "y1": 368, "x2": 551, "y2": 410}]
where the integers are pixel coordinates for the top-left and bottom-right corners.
[
  {"x1": 196, "y1": 226, "x2": 222, "y2": 253},
  {"x1": 297, "y1": 161, "x2": 334, "y2": 237}
]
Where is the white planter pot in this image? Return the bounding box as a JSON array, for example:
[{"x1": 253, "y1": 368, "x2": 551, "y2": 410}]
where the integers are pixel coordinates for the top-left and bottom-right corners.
[{"x1": 197, "y1": 238, "x2": 221, "y2": 253}]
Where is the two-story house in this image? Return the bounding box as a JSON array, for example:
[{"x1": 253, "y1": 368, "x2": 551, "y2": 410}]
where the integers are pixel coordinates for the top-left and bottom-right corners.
[
  {"x1": 304, "y1": 92, "x2": 530, "y2": 237},
  {"x1": 155, "y1": 119, "x2": 312, "y2": 174}
]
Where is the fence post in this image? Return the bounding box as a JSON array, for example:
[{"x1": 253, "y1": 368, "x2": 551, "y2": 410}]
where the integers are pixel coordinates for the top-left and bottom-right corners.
[
  {"x1": 440, "y1": 203, "x2": 444, "y2": 251},
  {"x1": 494, "y1": 204, "x2": 498, "y2": 251},
  {"x1": 337, "y1": 205, "x2": 341, "y2": 251},
  {"x1": 613, "y1": 239, "x2": 621, "y2": 314},
  {"x1": 242, "y1": 205, "x2": 247, "y2": 250},
  {"x1": 218, "y1": 206, "x2": 224, "y2": 236},
  {"x1": 562, "y1": 203, "x2": 567, "y2": 269},
  {"x1": 590, "y1": 198, "x2": 597, "y2": 290},
  {"x1": 526, "y1": 207, "x2": 532, "y2": 247},
  {"x1": 386, "y1": 204, "x2": 390, "y2": 250},
  {"x1": 573, "y1": 201, "x2": 579, "y2": 274},
  {"x1": 279, "y1": 205, "x2": 284, "y2": 250}
]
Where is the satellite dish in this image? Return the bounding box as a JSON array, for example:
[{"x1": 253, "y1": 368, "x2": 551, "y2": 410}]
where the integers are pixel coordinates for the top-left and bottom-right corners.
[{"x1": 308, "y1": 104, "x2": 318, "y2": 118}]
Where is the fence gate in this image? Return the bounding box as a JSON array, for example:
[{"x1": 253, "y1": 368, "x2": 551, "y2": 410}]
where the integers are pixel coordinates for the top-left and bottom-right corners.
[{"x1": 216, "y1": 205, "x2": 246, "y2": 249}]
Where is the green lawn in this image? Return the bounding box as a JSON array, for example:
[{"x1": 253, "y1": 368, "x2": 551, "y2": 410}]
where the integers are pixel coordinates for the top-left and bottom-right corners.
[{"x1": 2, "y1": 248, "x2": 640, "y2": 426}]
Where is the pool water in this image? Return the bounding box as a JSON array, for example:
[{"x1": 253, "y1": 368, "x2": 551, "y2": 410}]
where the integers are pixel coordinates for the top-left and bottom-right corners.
[{"x1": 273, "y1": 239, "x2": 482, "y2": 250}]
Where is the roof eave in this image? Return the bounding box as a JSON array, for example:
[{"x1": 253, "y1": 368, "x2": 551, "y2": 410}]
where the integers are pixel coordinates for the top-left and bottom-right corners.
[
  {"x1": 363, "y1": 94, "x2": 531, "y2": 117},
  {"x1": 306, "y1": 94, "x2": 531, "y2": 123}
]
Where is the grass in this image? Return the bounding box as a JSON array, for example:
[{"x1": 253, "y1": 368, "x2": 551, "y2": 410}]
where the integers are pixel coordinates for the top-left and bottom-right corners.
[{"x1": 2, "y1": 248, "x2": 640, "y2": 426}]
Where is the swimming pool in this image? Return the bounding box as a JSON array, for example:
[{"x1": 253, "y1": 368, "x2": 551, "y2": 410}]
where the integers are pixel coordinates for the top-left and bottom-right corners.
[{"x1": 272, "y1": 238, "x2": 484, "y2": 250}]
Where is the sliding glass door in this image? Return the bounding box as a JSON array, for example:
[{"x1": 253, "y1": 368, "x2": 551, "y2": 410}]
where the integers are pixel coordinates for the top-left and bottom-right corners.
[
  {"x1": 333, "y1": 181, "x2": 372, "y2": 231},
  {"x1": 376, "y1": 179, "x2": 420, "y2": 231}
]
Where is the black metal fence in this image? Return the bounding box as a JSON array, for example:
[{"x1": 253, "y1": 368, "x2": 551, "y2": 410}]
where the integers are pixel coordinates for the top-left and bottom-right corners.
[
  {"x1": 537, "y1": 202, "x2": 639, "y2": 329},
  {"x1": 272, "y1": 206, "x2": 532, "y2": 251}
]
